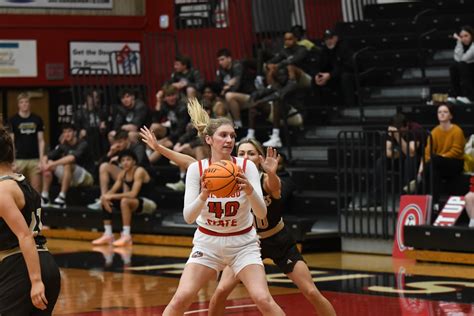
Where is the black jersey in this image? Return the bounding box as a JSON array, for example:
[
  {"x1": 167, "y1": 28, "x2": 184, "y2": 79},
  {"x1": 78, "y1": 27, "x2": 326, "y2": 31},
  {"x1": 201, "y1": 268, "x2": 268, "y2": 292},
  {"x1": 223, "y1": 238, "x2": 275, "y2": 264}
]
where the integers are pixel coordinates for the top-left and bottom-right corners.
[
  {"x1": 0, "y1": 174, "x2": 46, "y2": 251},
  {"x1": 254, "y1": 173, "x2": 285, "y2": 234},
  {"x1": 123, "y1": 167, "x2": 155, "y2": 199}
]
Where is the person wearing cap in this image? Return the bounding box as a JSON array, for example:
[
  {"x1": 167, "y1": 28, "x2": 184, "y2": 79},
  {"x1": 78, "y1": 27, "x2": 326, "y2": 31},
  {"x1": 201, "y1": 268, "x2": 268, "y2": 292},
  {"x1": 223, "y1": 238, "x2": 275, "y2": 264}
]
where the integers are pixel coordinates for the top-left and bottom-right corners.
[{"x1": 315, "y1": 29, "x2": 356, "y2": 107}]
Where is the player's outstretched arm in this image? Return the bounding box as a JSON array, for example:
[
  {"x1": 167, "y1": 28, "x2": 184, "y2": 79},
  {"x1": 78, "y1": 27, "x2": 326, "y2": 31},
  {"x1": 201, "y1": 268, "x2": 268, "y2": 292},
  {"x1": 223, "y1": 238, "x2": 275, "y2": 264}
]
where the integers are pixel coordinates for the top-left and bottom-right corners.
[{"x1": 140, "y1": 126, "x2": 196, "y2": 169}]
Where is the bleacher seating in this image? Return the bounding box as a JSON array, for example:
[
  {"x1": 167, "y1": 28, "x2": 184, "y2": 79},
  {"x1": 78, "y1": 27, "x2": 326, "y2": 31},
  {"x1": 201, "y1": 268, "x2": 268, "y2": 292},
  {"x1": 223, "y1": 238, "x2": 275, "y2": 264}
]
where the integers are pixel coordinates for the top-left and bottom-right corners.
[{"x1": 43, "y1": 0, "x2": 474, "y2": 252}]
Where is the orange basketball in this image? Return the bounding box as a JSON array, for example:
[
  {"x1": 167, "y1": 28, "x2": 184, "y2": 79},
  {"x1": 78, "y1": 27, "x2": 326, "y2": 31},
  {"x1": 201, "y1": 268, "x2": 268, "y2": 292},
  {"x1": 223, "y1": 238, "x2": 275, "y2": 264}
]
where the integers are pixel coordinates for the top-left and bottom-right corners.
[{"x1": 203, "y1": 160, "x2": 239, "y2": 198}]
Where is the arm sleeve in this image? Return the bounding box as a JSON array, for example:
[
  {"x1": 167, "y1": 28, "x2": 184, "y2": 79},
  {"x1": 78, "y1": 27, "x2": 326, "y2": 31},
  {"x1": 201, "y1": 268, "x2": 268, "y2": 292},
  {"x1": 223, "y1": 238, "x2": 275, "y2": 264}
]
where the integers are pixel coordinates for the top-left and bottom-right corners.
[
  {"x1": 454, "y1": 41, "x2": 464, "y2": 62},
  {"x1": 113, "y1": 110, "x2": 124, "y2": 131},
  {"x1": 183, "y1": 162, "x2": 207, "y2": 224},
  {"x1": 461, "y1": 44, "x2": 474, "y2": 63},
  {"x1": 245, "y1": 160, "x2": 267, "y2": 219},
  {"x1": 168, "y1": 107, "x2": 190, "y2": 143},
  {"x1": 70, "y1": 141, "x2": 88, "y2": 162},
  {"x1": 192, "y1": 69, "x2": 205, "y2": 91},
  {"x1": 268, "y1": 51, "x2": 284, "y2": 64},
  {"x1": 287, "y1": 46, "x2": 308, "y2": 66},
  {"x1": 130, "y1": 102, "x2": 149, "y2": 127},
  {"x1": 228, "y1": 62, "x2": 243, "y2": 92},
  {"x1": 444, "y1": 127, "x2": 466, "y2": 159},
  {"x1": 47, "y1": 145, "x2": 64, "y2": 160}
]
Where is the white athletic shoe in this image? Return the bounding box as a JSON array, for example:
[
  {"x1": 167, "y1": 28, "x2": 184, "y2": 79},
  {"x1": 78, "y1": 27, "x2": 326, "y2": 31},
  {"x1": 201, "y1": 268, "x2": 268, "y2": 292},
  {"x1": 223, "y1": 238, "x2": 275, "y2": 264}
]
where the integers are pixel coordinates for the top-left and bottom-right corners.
[
  {"x1": 456, "y1": 96, "x2": 473, "y2": 104},
  {"x1": 166, "y1": 180, "x2": 185, "y2": 191},
  {"x1": 87, "y1": 199, "x2": 102, "y2": 211},
  {"x1": 263, "y1": 135, "x2": 282, "y2": 148}
]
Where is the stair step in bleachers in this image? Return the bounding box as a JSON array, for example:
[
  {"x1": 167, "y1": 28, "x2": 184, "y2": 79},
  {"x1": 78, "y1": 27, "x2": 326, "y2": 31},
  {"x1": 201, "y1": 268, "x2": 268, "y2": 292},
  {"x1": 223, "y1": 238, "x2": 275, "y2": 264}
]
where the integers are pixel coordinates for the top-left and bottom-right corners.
[
  {"x1": 363, "y1": 2, "x2": 429, "y2": 21},
  {"x1": 292, "y1": 190, "x2": 339, "y2": 214},
  {"x1": 289, "y1": 166, "x2": 337, "y2": 191}
]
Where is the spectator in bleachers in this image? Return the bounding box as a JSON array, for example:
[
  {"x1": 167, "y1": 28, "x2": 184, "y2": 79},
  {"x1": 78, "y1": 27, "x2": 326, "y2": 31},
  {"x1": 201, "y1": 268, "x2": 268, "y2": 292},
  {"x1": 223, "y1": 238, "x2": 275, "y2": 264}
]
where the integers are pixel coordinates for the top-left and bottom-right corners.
[
  {"x1": 290, "y1": 24, "x2": 317, "y2": 51},
  {"x1": 216, "y1": 48, "x2": 256, "y2": 129},
  {"x1": 315, "y1": 29, "x2": 356, "y2": 107},
  {"x1": 201, "y1": 84, "x2": 229, "y2": 119},
  {"x1": 8, "y1": 92, "x2": 45, "y2": 193},
  {"x1": 418, "y1": 104, "x2": 465, "y2": 208},
  {"x1": 109, "y1": 88, "x2": 148, "y2": 143},
  {"x1": 88, "y1": 130, "x2": 149, "y2": 210},
  {"x1": 366, "y1": 114, "x2": 425, "y2": 207},
  {"x1": 266, "y1": 31, "x2": 312, "y2": 100},
  {"x1": 73, "y1": 89, "x2": 108, "y2": 163},
  {"x1": 41, "y1": 123, "x2": 94, "y2": 209},
  {"x1": 91, "y1": 149, "x2": 157, "y2": 247},
  {"x1": 449, "y1": 25, "x2": 474, "y2": 104},
  {"x1": 261, "y1": 31, "x2": 312, "y2": 147},
  {"x1": 147, "y1": 85, "x2": 190, "y2": 165},
  {"x1": 162, "y1": 55, "x2": 205, "y2": 98}
]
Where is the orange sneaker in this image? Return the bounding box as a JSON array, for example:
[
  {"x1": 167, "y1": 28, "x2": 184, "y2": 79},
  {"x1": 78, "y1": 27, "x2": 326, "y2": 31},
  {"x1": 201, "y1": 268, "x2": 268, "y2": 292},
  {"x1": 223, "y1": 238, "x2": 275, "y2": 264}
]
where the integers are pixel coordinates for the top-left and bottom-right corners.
[
  {"x1": 92, "y1": 234, "x2": 114, "y2": 245},
  {"x1": 112, "y1": 234, "x2": 132, "y2": 247}
]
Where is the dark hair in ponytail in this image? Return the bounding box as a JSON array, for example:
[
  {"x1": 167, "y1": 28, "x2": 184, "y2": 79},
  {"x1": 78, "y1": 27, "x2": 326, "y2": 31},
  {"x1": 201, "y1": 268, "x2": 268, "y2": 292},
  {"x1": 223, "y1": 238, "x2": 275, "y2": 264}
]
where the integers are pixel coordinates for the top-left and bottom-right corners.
[{"x1": 0, "y1": 127, "x2": 14, "y2": 164}]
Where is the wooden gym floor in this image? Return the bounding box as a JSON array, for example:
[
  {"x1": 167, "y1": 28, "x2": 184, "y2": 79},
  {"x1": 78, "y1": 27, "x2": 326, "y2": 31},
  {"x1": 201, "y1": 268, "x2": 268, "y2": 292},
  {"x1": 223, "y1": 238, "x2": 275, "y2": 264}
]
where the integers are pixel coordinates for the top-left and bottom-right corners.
[{"x1": 46, "y1": 237, "x2": 474, "y2": 315}]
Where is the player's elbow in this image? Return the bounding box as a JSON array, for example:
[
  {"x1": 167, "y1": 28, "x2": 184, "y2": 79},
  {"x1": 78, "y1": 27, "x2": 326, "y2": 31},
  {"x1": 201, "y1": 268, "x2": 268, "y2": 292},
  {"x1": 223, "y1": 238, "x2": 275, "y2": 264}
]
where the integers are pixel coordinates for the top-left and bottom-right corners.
[{"x1": 254, "y1": 208, "x2": 267, "y2": 220}]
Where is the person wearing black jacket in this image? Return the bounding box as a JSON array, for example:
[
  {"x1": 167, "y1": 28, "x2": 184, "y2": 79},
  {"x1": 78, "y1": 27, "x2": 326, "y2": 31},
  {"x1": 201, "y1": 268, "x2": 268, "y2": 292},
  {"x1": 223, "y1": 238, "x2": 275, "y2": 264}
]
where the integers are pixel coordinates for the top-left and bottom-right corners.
[
  {"x1": 216, "y1": 49, "x2": 256, "y2": 131},
  {"x1": 315, "y1": 29, "x2": 356, "y2": 107},
  {"x1": 41, "y1": 124, "x2": 94, "y2": 209},
  {"x1": 109, "y1": 89, "x2": 148, "y2": 143},
  {"x1": 165, "y1": 55, "x2": 205, "y2": 97},
  {"x1": 260, "y1": 31, "x2": 312, "y2": 147},
  {"x1": 148, "y1": 86, "x2": 190, "y2": 164}
]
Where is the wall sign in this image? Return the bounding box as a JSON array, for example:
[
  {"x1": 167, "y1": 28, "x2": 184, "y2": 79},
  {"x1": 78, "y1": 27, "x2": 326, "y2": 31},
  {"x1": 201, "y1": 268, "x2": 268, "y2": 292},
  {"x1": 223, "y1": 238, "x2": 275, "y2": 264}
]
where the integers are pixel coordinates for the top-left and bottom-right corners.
[
  {"x1": 0, "y1": 0, "x2": 113, "y2": 9},
  {"x1": 69, "y1": 41, "x2": 141, "y2": 75},
  {"x1": 0, "y1": 40, "x2": 37, "y2": 77},
  {"x1": 175, "y1": 0, "x2": 228, "y2": 29}
]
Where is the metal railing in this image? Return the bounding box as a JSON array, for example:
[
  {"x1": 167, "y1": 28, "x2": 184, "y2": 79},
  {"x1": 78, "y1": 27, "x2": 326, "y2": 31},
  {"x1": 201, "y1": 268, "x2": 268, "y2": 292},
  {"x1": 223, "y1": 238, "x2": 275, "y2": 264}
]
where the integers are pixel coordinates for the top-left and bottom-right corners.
[{"x1": 337, "y1": 130, "x2": 432, "y2": 239}]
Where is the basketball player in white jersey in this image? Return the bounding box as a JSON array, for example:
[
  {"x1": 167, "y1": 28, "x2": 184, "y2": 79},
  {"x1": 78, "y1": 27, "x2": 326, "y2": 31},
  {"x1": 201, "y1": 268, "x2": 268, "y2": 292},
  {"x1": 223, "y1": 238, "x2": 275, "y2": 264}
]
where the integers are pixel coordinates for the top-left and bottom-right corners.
[{"x1": 159, "y1": 99, "x2": 285, "y2": 315}]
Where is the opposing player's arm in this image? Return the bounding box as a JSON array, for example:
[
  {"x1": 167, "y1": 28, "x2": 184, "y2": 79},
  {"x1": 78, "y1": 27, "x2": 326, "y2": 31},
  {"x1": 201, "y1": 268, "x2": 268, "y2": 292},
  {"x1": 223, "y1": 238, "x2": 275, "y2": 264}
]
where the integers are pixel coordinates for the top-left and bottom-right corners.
[
  {"x1": 244, "y1": 160, "x2": 267, "y2": 219},
  {"x1": 0, "y1": 181, "x2": 47, "y2": 310}
]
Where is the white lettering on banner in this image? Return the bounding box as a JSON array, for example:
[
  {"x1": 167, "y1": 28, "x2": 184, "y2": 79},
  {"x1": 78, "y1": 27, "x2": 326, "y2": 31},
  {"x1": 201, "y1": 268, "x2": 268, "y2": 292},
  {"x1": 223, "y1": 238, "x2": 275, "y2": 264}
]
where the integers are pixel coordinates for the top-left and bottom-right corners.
[{"x1": 433, "y1": 196, "x2": 465, "y2": 227}]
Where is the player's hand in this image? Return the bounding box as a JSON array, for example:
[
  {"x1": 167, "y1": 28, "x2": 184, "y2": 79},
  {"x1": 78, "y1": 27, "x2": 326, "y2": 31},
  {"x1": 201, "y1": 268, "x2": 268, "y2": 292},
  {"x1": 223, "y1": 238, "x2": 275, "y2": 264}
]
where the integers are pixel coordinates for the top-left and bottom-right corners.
[
  {"x1": 236, "y1": 168, "x2": 254, "y2": 195},
  {"x1": 200, "y1": 175, "x2": 210, "y2": 200},
  {"x1": 260, "y1": 147, "x2": 279, "y2": 175},
  {"x1": 101, "y1": 195, "x2": 113, "y2": 213},
  {"x1": 30, "y1": 280, "x2": 48, "y2": 310},
  {"x1": 140, "y1": 126, "x2": 159, "y2": 152}
]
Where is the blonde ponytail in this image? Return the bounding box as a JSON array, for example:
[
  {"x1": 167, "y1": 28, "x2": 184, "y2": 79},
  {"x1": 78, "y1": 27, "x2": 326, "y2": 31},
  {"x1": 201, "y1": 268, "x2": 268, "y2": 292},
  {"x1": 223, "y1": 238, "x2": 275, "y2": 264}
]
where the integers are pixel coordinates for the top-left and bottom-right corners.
[{"x1": 187, "y1": 98, "x2": 210, "y2": 137}]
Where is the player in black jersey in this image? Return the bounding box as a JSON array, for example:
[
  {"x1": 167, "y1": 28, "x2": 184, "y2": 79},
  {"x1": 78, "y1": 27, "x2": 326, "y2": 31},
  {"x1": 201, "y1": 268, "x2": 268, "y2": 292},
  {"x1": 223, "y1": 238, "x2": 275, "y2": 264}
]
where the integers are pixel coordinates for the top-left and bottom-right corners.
[
  {"x1": 0, "y1": 127, "x2": 60, "y2": 316},
  {"x1": 208, "y1": 139, "x2": 336, "y2": 316}
]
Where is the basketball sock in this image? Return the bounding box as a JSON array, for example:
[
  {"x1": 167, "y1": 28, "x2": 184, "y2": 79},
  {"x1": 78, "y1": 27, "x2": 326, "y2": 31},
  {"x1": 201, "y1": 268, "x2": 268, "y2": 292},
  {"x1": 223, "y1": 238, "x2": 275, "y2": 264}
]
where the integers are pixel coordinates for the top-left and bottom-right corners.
[
  {"x1": 272, "y1": 128, "x2": 280, "y2": 137},
  {"x1": 104, "y1": 224, "x2": 113, "y2": 236},
  {"x1": 469, "y1": 218, "x2": 474, "y2": 228},
  {"x1": 41, "y1": 192, "x2": 49, "y2": 199},
  {"x1": 122, "y1": 226, "x2": 131, "y2": 236},
  {"x1": 58, "y1": 192, "x2": 66, "y2": 200},
  {"x1": 180, "y1": 171, "x2": 186, "y2": 181}
]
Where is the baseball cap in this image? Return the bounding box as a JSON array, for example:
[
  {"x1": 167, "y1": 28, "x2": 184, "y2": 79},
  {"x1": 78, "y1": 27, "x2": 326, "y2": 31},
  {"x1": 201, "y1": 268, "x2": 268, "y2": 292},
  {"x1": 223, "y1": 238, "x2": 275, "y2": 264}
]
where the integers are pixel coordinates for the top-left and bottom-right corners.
[{"x1": 323, "y1": 29, "x2": 337, "y2": 39}]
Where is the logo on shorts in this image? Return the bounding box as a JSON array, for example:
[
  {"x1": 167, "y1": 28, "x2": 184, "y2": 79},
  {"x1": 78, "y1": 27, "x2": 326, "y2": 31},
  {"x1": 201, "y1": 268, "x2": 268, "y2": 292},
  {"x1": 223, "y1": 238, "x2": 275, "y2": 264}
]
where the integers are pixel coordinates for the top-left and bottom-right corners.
[
  {"x1": 286, "y1": 259, "x2": 293, "y2": 265},
  {"x1": 191, "y1": 251, "x2": 203, "y2": 258}
]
